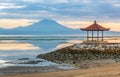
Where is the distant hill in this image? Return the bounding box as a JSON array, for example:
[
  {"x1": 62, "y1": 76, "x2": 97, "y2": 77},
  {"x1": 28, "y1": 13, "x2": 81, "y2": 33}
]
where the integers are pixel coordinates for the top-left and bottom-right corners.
[
  {"x1": 0, "y1": 19, "x2": 82, "y2": 35},
  {"x1": 0, "y1": 19, "x2": 119, "y2": 36}
]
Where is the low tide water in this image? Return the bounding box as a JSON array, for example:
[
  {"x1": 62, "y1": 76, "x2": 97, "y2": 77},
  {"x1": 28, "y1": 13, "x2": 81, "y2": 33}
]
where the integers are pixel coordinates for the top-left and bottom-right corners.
[{"x1": 0, "y1": 35, "x2": 85, "y2": 68}]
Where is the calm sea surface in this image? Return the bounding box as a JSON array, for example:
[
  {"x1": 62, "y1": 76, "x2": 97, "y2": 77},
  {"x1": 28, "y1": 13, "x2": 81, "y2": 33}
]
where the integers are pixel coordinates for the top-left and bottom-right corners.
[{"x1": 0, "y1": 35, "x2": 85, "y2": 68}]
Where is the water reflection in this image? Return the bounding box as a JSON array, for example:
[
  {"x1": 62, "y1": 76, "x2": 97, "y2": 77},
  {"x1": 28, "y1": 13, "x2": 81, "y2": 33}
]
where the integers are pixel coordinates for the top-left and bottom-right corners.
[
  {"x1": 0, "y1": 40, "x2": 40, "y2": 50},
  {"x1": 0, "y1": 36, "x2": 84, "y2": 68},
  {"x1": 0, "y1": 60, "x2": 6, "y2": 63}
]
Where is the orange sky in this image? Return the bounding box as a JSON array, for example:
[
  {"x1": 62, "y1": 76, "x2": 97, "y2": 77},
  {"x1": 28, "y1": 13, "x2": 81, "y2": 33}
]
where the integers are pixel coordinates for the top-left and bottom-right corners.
[
  {"x1": 59, "y1": 21, "x2": 120, "y2": 32},
  {"x1": 0, "y1": 19, "x2": 119, "y2": 32}
]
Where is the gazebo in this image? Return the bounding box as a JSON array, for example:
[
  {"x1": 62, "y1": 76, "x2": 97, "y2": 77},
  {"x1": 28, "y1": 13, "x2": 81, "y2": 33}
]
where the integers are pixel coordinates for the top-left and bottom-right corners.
[{"x1": 80, "y1": 21, "x2": 110, "y2": 43}]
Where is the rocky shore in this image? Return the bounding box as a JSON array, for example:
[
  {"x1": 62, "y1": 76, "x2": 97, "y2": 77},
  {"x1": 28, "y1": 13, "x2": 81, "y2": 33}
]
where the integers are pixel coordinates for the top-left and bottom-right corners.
[{"x1": 37, "y1": 44, "x2": 120, "y2": 68}]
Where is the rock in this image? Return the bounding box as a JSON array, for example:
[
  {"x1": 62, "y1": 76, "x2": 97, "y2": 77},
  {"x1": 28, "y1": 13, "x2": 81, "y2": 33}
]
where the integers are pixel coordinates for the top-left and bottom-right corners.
[
  {"x1": 18, "y1": 58, "x2": 29, "y2": 60},
  {"x1": 20, "y1": 60, "x2": 43, "y2": 64},
  {"x1": 37, "y1": 45, "x2": 120, "y2": 66}
]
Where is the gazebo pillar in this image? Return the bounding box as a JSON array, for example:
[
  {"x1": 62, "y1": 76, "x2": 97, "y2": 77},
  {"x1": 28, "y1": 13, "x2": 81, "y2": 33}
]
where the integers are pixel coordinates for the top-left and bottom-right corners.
[
  {"x1": 102, "y1": 31, "x2": 104, "y2": 41},
  {"x1": 97, "y1": 31, "x2": 99, "y2": 41},
  {"x1": 87, "y1": 31, "x2": 89, "y2": 41},
  {"x1": 92, "y1": 31, "x2": 93, "y2": 41}
]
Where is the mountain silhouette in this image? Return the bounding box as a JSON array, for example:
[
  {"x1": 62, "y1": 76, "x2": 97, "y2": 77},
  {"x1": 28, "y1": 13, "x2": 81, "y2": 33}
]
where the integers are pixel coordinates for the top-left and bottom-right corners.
[
  {"x1": 0, "y1": 19, "x2": 119, "y2": 35},
  {"x1": 0, "y1": 19, "x2": 82, "y2": 35}
]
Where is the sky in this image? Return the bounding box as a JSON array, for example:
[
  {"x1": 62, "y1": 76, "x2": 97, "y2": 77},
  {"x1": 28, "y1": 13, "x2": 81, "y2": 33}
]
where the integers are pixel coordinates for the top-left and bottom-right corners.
[{"x1": 0, "y1": 0, "x2": 120, "y2": 31}]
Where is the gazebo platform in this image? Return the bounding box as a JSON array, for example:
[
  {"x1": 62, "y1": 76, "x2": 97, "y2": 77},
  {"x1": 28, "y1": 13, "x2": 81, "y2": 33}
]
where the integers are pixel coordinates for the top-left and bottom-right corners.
[
  {"x1": 81, "y1": 40, "x2": 120, "y2": 47},
  {"x1": 82, "y1": 40, "x2": 108, "y2": 44},
  {"x1": 72, "y1": 41, "x2": 120, "y2": 50}
]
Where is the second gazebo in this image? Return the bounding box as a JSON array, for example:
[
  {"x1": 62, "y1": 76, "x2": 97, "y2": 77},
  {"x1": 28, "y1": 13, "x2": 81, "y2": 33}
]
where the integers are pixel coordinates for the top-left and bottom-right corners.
[{"x1": 80, "y1": 21, "x2": 110, "y2": 43}]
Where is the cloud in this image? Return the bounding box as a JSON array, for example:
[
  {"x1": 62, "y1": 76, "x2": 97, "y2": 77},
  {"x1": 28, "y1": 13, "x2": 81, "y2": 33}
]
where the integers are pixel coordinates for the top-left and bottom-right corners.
[
  {"x1": 100, "y1": 0, "x2": 120, "y2": 7},
  {"x1": 112, "y1": 4, "x2": 120, "y2": 7},
  {"x1": 59, "y1": 20, "x2": 120, "y2": 32},
  {"x1": 0, "y1": 0, "x2": 119, "y2": 21},
  {"x1": 0, "y1": 19, "x2": 37, "y2": 29},
  {"x1": 18, "y1": 0, "x2": 69, "y2": 4},
  {"x1": 0, "y1": 0, "x2": 119, "y2": 31},
  {"x1": 0, "y1": 3, "x2": 25, "y2": 10}
]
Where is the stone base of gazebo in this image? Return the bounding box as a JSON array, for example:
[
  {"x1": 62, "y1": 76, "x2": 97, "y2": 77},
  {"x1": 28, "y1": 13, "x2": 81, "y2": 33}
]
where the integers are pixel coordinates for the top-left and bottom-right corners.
[
  {"x1": 82, "y1": 40, "x2": 108, "y2": 45},
  {"x1": 81, "y1": 40, "x2": 120, "y2": 47}
]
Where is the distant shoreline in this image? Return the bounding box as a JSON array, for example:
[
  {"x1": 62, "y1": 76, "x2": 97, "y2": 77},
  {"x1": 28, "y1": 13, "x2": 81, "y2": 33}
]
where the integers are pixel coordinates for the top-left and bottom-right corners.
[{"x1": 0, "y1": 34, "x2": 120, "y2": 36}]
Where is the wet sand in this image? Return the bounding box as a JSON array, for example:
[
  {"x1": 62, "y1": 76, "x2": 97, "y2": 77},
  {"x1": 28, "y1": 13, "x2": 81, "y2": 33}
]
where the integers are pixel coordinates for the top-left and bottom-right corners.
[
  {"x1": 1, "y1": 62, "x2": 120, "y2": 77},
  {"x1": 0, "y1": 66, "x2": 66, "y2": 76}
]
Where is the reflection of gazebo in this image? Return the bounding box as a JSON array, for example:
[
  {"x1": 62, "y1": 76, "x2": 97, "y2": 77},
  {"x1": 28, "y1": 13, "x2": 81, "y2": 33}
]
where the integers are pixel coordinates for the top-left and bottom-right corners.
[{"x1": 80, "y1": 21, "x2": 110, "y2": 43}]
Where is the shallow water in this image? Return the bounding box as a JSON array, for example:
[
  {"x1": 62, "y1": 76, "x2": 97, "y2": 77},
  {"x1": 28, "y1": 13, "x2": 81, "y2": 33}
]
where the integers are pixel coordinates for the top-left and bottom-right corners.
[{"x1": 0, "y1": 35, "x2": 84, "y2": 68}]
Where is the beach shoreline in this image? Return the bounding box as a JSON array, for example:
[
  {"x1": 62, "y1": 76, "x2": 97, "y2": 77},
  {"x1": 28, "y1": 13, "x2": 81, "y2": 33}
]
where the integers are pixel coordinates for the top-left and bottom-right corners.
[
  {"x1": 0, "y1": 64, "x2": 77, "y2": 76},
  {"x1": 0, "y1": 58, "x2": 119, "y2": 76},
  {"x1": 0, "y1": 66, "x2": 63, "y2": 76},
  {"x1": 1, "y1": 62, "x2": 120, "y2": 77}
]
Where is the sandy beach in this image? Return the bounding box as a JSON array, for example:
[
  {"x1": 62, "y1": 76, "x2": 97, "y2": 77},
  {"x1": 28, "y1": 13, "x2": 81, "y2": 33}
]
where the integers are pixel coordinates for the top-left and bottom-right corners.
[{"x1": 1, "y1": 62, "x2": 120, "y2": 77}]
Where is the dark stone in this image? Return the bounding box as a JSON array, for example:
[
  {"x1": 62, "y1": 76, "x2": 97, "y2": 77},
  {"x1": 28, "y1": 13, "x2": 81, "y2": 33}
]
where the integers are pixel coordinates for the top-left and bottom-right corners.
[
  {"x1": 37, "y1": 46, "x2": 120, "y2": 65},
  {"x1": 18, "y1": 58, "x2": 29, "y2": 60},
  {"x1": 20, "y1": 60, "x2": 43, "y2": 64}
]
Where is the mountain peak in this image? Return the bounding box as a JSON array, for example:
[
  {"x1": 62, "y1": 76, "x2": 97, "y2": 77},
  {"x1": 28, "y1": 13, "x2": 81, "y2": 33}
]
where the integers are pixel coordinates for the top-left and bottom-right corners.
[
  {"x1": 0, "y1": 19, "x2": 84, "y2": 35},
  {"x1": 40, "y1": 19, "x2": 57, "y2": 23},
  {"x1": 32, "y1": 19, "x2": 60, "y2": 27}
]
